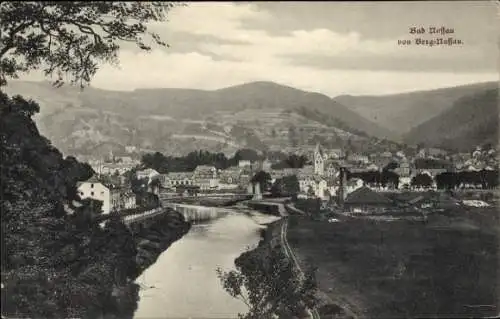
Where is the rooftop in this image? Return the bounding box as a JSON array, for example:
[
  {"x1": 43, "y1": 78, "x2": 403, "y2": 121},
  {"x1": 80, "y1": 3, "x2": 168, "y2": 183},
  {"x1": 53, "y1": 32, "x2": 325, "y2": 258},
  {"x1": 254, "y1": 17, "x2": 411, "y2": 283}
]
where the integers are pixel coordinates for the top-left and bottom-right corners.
[{"x1": 344, "y1": 186, "x2": 393, "y2": 206}]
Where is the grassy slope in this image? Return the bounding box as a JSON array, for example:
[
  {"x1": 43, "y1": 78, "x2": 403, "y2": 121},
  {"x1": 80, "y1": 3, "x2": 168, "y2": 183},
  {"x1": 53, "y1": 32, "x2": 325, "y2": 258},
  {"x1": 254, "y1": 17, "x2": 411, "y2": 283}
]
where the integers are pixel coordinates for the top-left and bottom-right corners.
[{"x1": 286, "y1": 206, "x2": 499, "y2": 319}]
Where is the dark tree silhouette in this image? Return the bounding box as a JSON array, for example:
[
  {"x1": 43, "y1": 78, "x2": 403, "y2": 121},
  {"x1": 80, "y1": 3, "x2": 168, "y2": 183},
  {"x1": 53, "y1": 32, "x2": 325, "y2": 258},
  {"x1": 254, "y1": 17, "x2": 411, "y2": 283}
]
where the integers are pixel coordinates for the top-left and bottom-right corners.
[
  {"x1": 217, "y1": 245, "x2": 318, "y2": 319},
  {"x1": 251, "y1": 170, "x2": 272, "y2": 191},
  {"x1": 1, "y1": 1, "x2": 180, "y2": 87},
  {"x1": 411, "y1": 173, "x2": 434, "y2": 188}
]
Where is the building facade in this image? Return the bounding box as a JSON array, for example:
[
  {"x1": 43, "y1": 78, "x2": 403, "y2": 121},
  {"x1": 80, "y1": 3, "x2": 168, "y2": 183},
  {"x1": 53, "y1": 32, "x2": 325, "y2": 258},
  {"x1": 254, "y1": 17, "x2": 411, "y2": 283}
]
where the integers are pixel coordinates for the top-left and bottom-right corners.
[{"x1": 77, "y1": 176, "x2": 122, "y2": 214}]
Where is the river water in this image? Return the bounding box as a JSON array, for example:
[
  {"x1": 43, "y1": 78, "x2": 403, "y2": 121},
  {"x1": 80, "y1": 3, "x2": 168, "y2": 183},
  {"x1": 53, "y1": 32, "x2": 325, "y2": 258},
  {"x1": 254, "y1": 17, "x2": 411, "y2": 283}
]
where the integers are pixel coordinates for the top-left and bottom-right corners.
[{"x1": 133, "y1": 209, "x2": 281, "y2": 319}]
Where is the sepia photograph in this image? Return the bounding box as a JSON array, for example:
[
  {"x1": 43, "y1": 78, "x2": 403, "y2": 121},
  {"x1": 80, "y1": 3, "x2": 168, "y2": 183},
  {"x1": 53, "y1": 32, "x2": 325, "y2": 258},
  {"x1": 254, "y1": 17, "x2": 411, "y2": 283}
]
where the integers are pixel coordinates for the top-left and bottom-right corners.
[{"x1": 1, "y1": 1, "x2": 499, "y2": 319}]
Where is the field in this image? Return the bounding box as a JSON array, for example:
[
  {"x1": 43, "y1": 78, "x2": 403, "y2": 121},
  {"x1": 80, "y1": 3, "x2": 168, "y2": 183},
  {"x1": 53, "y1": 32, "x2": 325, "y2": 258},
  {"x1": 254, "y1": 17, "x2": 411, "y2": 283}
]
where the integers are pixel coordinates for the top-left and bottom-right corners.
[{"x1": 286, "y1": 206, "x2": 499, "y2": 318}]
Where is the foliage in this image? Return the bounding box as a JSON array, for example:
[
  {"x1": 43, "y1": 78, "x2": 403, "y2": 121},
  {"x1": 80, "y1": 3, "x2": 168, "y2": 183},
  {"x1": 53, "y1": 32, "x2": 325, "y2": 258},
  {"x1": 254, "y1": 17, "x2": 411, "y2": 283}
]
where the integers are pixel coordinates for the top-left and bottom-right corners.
[
  {"x1": 436, "y1": 170, "x2": 499, "y2": 190},
  {"x1": 1, "y1": 2, "x2": 179, "y2": 317},
  {"x1": 272, "y1": 175, "x2": 300, "y2": 197},
  {"x1": 0, "y1": 1, "x2": 180, "y2": 87},
  {"x1": 271, "y1": 154, "x2": 308, "y2": 169},
  {"x1": 251, "y1": 170, "x2": 272, "y2": 191},
  {"x1": 141, "y1": 148, "x2": 267, "y2": 173},
  {"x1": 411, "y1": 173, "x2": 433, "y2": 188},
  {"x1": 347, "y1": 169, "x2": 400, "y2": 188},
  {"x1": 217, "y1": 245, "x2": 319, "y2": 319},
  {"x1": 0, "y1": 92, "x2": 143, "y2": 318}
]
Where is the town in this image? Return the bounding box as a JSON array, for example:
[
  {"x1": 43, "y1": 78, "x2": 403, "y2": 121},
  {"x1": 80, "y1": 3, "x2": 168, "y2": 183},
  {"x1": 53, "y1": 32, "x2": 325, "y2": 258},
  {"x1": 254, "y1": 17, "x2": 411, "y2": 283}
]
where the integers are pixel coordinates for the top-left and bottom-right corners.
[{"x1": 77, "y1": 142, "x2": 499, "y2": 217}]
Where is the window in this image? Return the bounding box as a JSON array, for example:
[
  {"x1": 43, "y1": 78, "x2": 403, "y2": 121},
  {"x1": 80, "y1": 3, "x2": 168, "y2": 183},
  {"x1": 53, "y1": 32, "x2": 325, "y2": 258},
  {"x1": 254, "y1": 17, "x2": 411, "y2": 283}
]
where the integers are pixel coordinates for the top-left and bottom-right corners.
[
  {"x1": 91, "y1": 191, "x2": 94, "y2": 196},
  {"x1": 91, "y1": 183, "x2": 94, "y2": 188},
  {"x1": 101, "y1": 191, "x2": 104, "y2": 195},
  {"x1": 80, "y1": 191, "x2": 84, "y2": 196}
]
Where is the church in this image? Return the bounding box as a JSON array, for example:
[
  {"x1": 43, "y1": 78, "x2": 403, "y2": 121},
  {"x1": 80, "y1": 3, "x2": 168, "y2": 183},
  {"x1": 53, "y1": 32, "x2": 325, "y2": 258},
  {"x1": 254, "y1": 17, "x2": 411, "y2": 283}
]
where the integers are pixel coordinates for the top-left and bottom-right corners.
[{"x1": 313, "y1": 143, "x2": 343, "y2": 178}]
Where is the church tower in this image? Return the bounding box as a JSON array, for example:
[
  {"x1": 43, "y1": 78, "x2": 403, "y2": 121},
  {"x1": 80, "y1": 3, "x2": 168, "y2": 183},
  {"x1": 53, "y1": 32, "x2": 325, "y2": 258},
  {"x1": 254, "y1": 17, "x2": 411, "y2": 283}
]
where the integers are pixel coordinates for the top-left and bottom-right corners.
[{"x1": 314, "y1": 143, "x2": 325, "y2": 176}]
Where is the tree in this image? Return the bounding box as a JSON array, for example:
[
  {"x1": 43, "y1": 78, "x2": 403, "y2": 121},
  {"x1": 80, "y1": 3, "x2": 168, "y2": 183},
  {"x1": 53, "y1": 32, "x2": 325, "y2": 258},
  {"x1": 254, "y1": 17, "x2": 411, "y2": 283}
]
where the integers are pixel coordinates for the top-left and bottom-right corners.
[
  {"x1": 1, "y1": 3, "x2": 180, "y2": 318},
  {"x1": 1, "y1": 1, "x2": 180, "y2": 87},
  {"x1": 251, "y1": 171, "x2": 272, "y2": 192},
  {"x1": 281, "y1": 175, "x2": 300, "y2": 196},
  {"x1": 411, "y1": 173, "x2": 433, "y2": 188},
  {"x1": 217, "y1": 245, "x2": 319, "y2": 319}
]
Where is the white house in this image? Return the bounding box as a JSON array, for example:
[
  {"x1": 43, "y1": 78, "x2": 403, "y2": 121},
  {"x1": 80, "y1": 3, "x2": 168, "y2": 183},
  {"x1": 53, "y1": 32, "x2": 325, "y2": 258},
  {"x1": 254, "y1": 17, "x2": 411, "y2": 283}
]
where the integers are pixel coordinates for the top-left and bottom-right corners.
[
  {"x1": 298, "y1": 174, "x2": 329, "y2": 200},
  {"x1": 328, "y1": 178, "x2": 364, "y2": 199},
  {"x1": 193, "y1": 165, "x2": 219, "y2": 191},
  {"x1": 77, "y1": 175, "x2": 121, "y2": 214},
  {"x1": 121, "y1": 192, "x2": 137, "y2": 209},
  {"x1": 160, "y1": 172, "x2": 194, "y2": 189},
  {"x1": 136, "y1": 168, "x2": 160, "y2": 181},
  {"x1": 238, "y1": 159, "x2": 252, "y2": 168}
]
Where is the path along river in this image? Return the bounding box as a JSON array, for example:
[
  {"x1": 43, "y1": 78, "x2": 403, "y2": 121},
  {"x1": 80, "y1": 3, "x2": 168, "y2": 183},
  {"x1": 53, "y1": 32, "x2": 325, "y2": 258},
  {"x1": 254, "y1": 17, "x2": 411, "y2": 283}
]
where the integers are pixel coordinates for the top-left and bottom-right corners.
[{"x1": 133, "y1": 208, "x2": 281, "y2": 319}]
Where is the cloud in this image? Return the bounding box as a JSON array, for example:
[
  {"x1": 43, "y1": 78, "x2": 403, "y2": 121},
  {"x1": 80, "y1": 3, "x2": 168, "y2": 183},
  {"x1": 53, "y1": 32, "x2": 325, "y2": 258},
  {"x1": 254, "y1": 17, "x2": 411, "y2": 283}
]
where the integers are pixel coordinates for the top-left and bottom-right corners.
[
  {"x1": 16, "y1": 2, "x2": 498, "y2": 96},
  {"x1": 84, "y1": 49, "x2": 496, "y2": 97}
]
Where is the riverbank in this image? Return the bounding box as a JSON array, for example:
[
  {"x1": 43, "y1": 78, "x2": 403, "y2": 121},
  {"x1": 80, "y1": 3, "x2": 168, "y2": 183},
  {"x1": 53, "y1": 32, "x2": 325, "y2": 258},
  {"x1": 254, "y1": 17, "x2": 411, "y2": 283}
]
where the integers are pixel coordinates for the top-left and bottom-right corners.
[
  {"x1": 227, "y1": 214, "x2": 323, "y2": 318},
  {"x1": 96, "y1": 208, "x2": 191, "y2": 319}
]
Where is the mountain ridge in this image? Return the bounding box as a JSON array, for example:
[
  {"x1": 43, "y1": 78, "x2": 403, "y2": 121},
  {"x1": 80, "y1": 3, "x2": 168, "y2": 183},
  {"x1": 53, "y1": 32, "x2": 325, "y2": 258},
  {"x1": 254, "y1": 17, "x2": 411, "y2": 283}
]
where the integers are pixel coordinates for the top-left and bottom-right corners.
[
  {"x1": 403, "y1": 87, "x2": 498, "y2": 152},
  {"x1": 334, "y1": 81, "x2": 498, "y2": 135}
]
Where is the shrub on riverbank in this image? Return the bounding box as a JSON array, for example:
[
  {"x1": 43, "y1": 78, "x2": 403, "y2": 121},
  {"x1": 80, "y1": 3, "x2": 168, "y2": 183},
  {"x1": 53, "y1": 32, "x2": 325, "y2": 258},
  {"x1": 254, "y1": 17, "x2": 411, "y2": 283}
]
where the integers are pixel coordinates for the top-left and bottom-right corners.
[{"x1": 217, "y1": 220, "x2": 319, "y2": 319}]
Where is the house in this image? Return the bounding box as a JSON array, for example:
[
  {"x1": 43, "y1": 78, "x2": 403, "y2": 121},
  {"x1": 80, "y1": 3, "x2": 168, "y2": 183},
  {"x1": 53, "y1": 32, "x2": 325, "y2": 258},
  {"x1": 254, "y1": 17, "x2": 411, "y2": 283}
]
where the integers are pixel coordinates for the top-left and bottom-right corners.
[
  {"x1": 136, "y1": 168, "x2": 160, "y2": 181},
  {"x1": 120, "y1": 191, "x2": 137, "y2": 209},
  {"x1": 343, "y1": 186, "x2": 393, "y2": 214},
  {"x1": 347, "y1": 154, "x2": 370, "y2": 164},
  {"x1": 325, "y1": 160, "x2": 338, "y2": 178},
  {"x1": 396, "y1": 151, "x2": 406, "y2": 158},
  {"x1": 262, "y1": 159, "x2": 273, "y2": 171},
  {"x1": 238, "y1": 159, "x2": 252, "y2": 168},
  {"x1": 298, "y1": 174, "x2": 329, "y2": 199},
  {"x1": 192, "y1": 165, "x2": 219, "y2": 191},
  {"x1": 219, "y1": 167, "x2": 242, "y2": 189},
  {"x1": 329, "y1": 149, "x2": 344, "y2": 159},
  {"x1": 427, "y1": 148, "x2": 448, "y2": 157},
  {"x1": 398, "y1": 176, "x2": 412, "y2": 189},
  {"x1": 365, "y1": 163, "x2": 379, "y2": 171},
  {"x1": 160, "y1": 172, "x2": 194, "y2": 189},
  {"x1": 77, "y1": 175, "x2": 122, "y2": 214},
  {"x1": 398, "y1": 159, "x2": 411, "y2": 176},
  {"x1": 125, "y1": 145, "x2": 137, "y2": 153},
  {"x1": 269, "y1": 168, "x2": 298, "y2": 182}
]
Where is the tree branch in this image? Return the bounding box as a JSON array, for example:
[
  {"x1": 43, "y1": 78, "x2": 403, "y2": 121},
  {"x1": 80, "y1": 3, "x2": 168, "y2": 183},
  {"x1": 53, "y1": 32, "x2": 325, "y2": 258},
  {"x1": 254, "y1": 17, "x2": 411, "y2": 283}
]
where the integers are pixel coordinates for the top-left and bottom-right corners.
[{"x1": 0, "y1": 20, "x2": 37, "y2": 59}]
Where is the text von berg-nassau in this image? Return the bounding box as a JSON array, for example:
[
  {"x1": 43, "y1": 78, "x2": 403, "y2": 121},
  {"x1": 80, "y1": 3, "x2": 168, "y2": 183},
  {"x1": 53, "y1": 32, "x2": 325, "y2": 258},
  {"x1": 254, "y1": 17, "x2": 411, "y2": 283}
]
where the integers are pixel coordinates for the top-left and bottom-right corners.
[
  {"x1": 409, "y1": 26, "x2": 455, "y2": 35},
  {"x1": 414, "y1": 37, "x2": 463, "y2": 47}
]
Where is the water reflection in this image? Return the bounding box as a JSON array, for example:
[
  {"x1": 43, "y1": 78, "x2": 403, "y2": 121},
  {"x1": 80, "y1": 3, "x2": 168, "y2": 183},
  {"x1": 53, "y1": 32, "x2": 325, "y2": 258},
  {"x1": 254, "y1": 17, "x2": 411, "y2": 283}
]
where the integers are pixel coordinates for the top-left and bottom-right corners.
[{"x1": 134, "y1": 210, "x2": 280, "y2": 319}]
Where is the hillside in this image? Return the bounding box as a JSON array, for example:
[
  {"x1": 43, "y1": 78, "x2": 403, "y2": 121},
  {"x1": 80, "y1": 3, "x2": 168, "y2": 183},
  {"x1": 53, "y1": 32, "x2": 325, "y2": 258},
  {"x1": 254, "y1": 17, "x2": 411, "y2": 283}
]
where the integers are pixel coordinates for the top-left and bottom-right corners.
[
  {"x1": 3, "y1": 80, "x2": 391, "y2": 157},
  {"x1": 334, "y1": 82, "x2": 498, "y2": 135},
  {"x1": 403, "y1": 88, "x2": 499, "y2": 152}
]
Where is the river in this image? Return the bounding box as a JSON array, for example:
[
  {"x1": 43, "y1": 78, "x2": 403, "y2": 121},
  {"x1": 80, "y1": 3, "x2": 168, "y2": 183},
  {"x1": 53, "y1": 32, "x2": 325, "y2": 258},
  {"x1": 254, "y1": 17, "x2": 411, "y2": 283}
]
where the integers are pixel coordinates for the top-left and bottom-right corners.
[{"x1": 133, "y1": 209, "x2": 281, "y2": 319}]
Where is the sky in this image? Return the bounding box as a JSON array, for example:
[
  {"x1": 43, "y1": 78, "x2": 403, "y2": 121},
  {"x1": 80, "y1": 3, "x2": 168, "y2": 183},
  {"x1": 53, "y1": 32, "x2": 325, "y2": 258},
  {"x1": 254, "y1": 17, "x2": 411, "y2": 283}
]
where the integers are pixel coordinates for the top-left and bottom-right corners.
[{"x1": 19, "y1": 1, "x2": 499, "y2": 97}]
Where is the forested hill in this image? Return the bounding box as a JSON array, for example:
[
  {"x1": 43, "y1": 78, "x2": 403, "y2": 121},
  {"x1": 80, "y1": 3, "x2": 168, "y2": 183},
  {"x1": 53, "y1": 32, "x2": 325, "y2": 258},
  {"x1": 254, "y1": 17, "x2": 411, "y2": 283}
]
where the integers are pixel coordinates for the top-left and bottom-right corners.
[
  {"x1": 334, "y1": 81, "x2": 498, "y2": 136},
  {"x1": 2, "y1": 80, "x2": 393, "y2": 157},
  {"x1": 403, "y1": 88, "x2": 499, "y2": 152}
]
